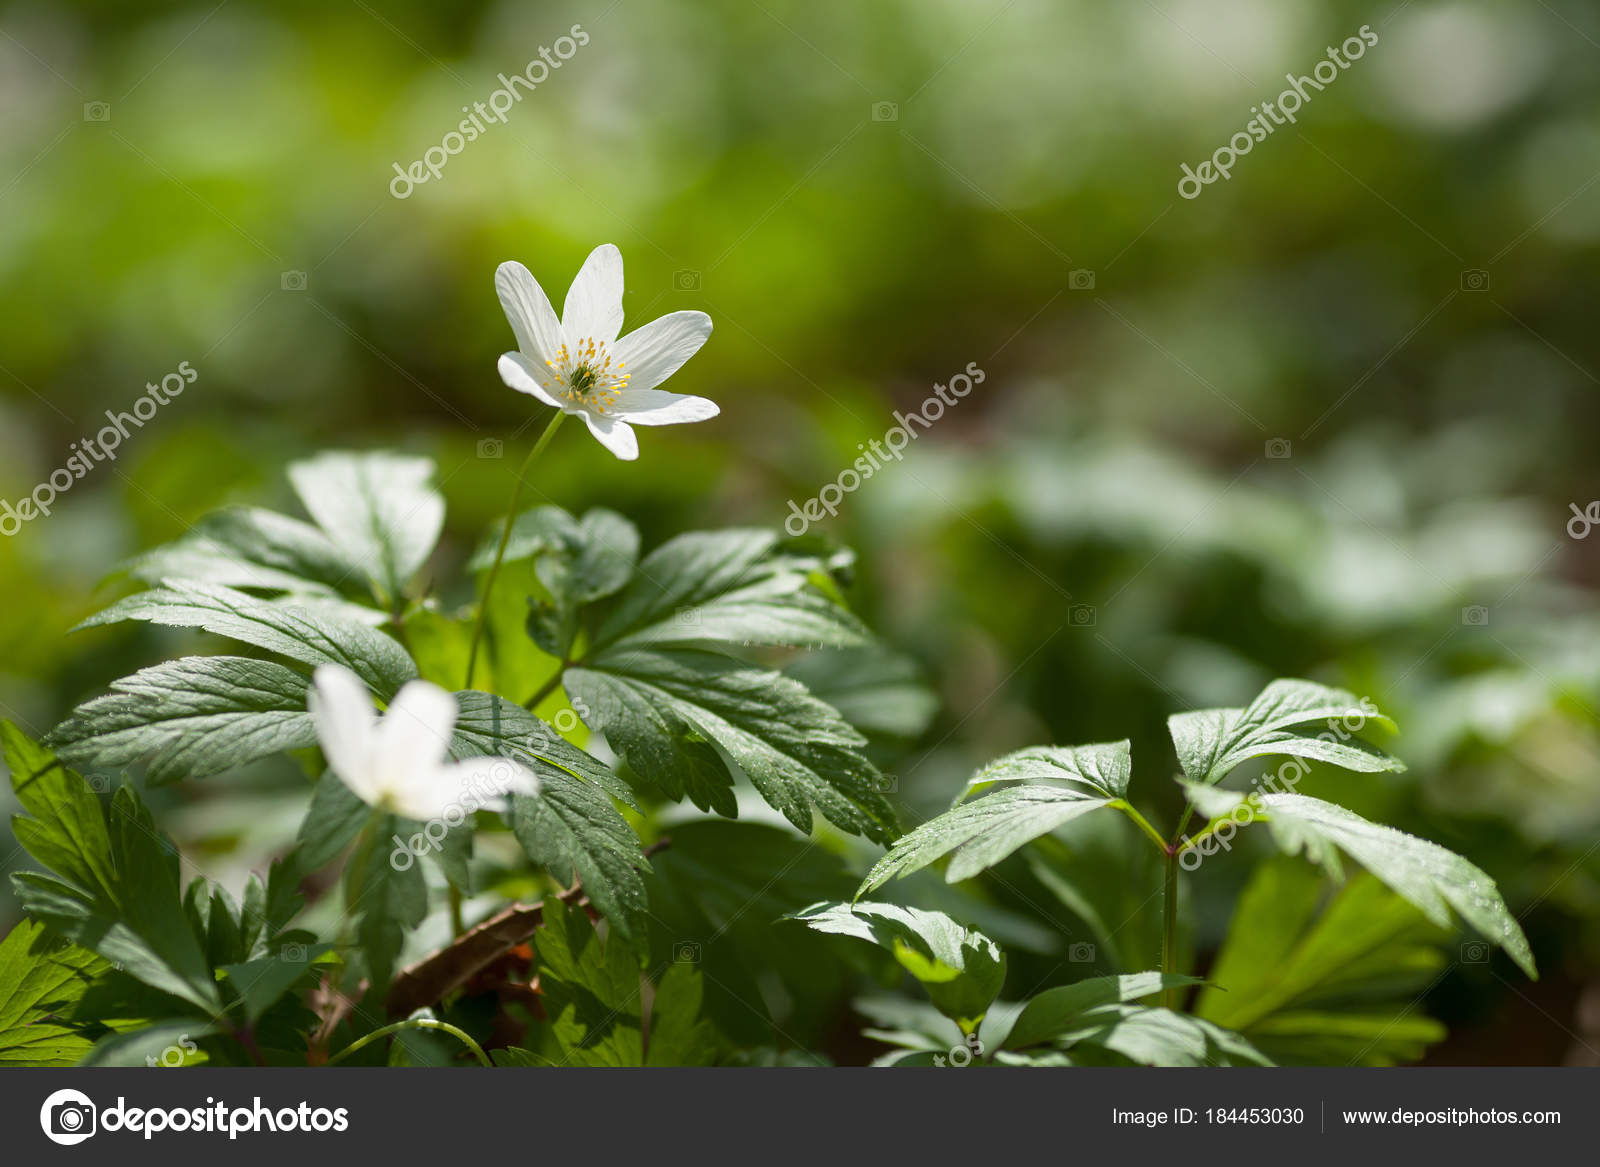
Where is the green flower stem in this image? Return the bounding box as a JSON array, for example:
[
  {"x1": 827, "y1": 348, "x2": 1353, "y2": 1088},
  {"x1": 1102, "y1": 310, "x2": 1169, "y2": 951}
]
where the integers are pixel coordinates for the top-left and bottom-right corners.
[
  {"x1": 465, "y1": 411, "x2": 567, "y2": 688},
  {"x1": 1111, "y1": 800, "x2": 1169, "y2": 855},
  {"x1": 447, "y1": 885, "x2": 465, "y2": 938},
  {"x1": 327, "y1": 1018, "x2": 492, "y2": 1067},
  {"x1": 522, "y1": 662, "x2": 574, "y2": 711},
  {"x1": 1160, "y1": 850, "x2": 1180, "y2": 1008}
]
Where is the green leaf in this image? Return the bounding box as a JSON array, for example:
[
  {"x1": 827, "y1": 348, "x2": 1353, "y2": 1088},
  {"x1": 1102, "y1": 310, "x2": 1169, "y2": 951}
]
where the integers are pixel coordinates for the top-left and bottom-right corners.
[
  {"x1": 347, "y1": 821, "x2": 427, "y2": 993},
  {"x1": 547, "y1": 508, "x2": 639, "y2": 603},
  {"x1": 5, "y1": 722, "x2": 117, "y2": 897},
  {"x1": 569, "y1": 648, "x2": 896, "y2": 842},
  {"x1": 76, "y1": 581, "x2": 418, "y2": 697},
  {"x1": 294, "y1": 773, "x2": 371, "y2": 871},
  {"x1": 10, "y1": 774, "x2": 221, "y2": 1015},
  {"x1": 0, "y1": 920, "x2": 107, "y2": 1066},
  {"x1": 997, "y1": 1003, "x2": 1271, "y2": 1067},
  {"x1": 466, "y1": 505, "x2": 581, "y2": 572},
  {"x1": 220, "y1": 946, "x2": 329, "y2": 1023},
  {"x1": 791, "y1": 901, "x2": 1005, "y2": 1031},
  {"x1": 1001, "y1": 972, "x2": 1202, "y2": 1050},
  {"x1": 510, "y1": 773, "x2": 650, "y2": 947},
  {"x1": 531, "y1": 898, "x2": 657, "y2": 1066},
  {"x1": 1194, "y1": 858, "x2": 1448, "y2": 1065},
  {"x1": 48, "y1": 657, "x2": 318, "y2": 783},
  {"x1": 595, "y1": 529, "x2": 868, "y2": 651},
  {"x1": 963, "y1": 740, "x2": 1132, "y2": 799},
  {"x1": 81, "y1": 1021, "x2": 214, "y2": 1067},
  {"x1": 449, "y1": 691, "x2": 637, "y2": 809},
  {"x1": 645, "y1": 962, "x2": 721, "y2": 1066},
  {"x1": 1168, "y1": 678, "x2": 1401, "y2": 786},
  {"x1": 287, "y1": 451, "x2": 444, "y2": 602},
  {"x1": 126, "y1": 506, "x2": 365, "y2": 597},
  {"x1": 857, "y1": 782, "x2": 1119, "y2": 897},
  {"x1": 1183, "y1": 785, "x2": 1536, "y2": 978}
]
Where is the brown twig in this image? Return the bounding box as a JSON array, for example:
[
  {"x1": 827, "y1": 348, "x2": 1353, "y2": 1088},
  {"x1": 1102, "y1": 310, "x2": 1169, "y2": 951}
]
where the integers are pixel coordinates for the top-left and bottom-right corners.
[{"x1": 382, "y1": 836, "x2": 671, "y2": 1019}]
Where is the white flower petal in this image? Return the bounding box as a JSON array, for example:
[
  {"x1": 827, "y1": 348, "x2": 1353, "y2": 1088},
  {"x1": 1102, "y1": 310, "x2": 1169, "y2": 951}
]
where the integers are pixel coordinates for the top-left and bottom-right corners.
[
  {"x1": 582, "y1": 411, "x2": 639, "y2": 460},
  {"x1": 562, "y1": 243, "x2": 625, "y2": 345},
  {"x1": 309, "y1": 664, "x2": 379, "y2": 802},
  {"x1": 495, "y1": 261, "x2": 564, "y2": 364},
  {"x1": 369, "y1": 679, "x2": 458, "y2": 799},
  {"x1": 610, "y1": 311, "x2": 712, "y2": 393},
  {"x1": 499, "y1": 351, "x2": 573, "y2": 412},
  {"x1": 391, "y1": 757, "x2": 539, "y2": 822},
  {"x1": 611, "y1": 389, "x2": 720, "y2": 427}
]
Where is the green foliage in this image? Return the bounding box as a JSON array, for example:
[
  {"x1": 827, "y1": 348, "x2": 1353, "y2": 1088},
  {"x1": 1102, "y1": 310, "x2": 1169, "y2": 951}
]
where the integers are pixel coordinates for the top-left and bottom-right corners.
[
  {"x1": 1183, "y1": 784, "x2": 1535, "y2": 977},
  {"x1": 1168, "y1": 679, "x2": 1402, "y2": 787},
  {"x1": 502, "y1": 898, "x2": 718, "y2": 1067},
  {"x1": 49, "y1": 657, "x2": 318, "y2": 784},
  {"x1": 0, "y1": 426, "x2": 1539, "y2": 1069},
  {"x1": 511, "y1": 777, "x2": 650, "y2": 949},
  {"x1": 1194, "y1": 859, "x2": 1449, "y2": 1065},
  {"x1": 792, "y1": 901, "x2": 1006, "y2": 1033},
  {"x1": 75, "y1": 580, "x2": 418, "y2": 697},
  {"x1": 0, "y1": 920, "x2": 107, "y2": 1066},
  {"x1": 857, "y1": 742, "x2": 1134, "y2": 895}
]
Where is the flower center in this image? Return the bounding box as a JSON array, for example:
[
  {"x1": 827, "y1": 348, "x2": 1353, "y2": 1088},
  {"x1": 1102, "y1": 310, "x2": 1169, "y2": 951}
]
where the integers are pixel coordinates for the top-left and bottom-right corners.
[{"x1": 543, "y1": 337, "x2": 629, "y2": 412}]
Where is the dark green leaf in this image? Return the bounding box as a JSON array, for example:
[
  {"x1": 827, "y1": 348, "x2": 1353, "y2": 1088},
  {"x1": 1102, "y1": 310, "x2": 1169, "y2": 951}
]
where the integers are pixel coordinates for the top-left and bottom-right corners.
[
  {"x1": 858, "y1": 782, "x2": 1118, "y2": 897},
  {"x1": 76, "y1": 581, "x2": 417, "y2": 697},
  {"x1": 48, "y1": 656, "x2": 318, "y2": 783},
  {"x1": 570, "y1": 648, "x2": 895, "y2": 843},
  {"x1": 511, "y1": 775, "x2": 650, "y2": 947}
]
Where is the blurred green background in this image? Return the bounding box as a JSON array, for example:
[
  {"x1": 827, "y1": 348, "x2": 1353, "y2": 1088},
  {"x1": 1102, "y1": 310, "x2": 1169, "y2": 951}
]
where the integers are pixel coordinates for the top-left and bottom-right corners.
[{"x1": 2, "y1": 0, "x2": 1599, "y2": 1064}]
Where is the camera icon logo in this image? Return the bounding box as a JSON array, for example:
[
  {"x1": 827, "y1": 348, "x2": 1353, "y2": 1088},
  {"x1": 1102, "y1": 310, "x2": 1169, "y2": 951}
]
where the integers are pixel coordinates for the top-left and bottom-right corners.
[
  {"x1": 1459, "y1": 269, "x2": 1490, "y2": 292},
  {"x1": 83, "y1": 102, "x2": 110, "y2": 122},
  {"x1": 40, "y1": 1088, "x2": 97, "y2": 1145},
  {"x1": 280, "y1": 942, "x2": 309, "y2": 962},
  {"x1": 1068, "y1": 269, "x2": 1096, "y2": 290},
  {"x1": 477, "y1": 437, "x2": 504, "y2": 460},
  {"x1": 1460, "y1": 941, "x2": 1490, "y2": 963},
  {"x1": 281, "y1": 270, "x2": 308, "y2": 292},
  {"x1": 673, "y1": 940, "x2": 702, "y2": 963},
  {"x1": 1069, "y1": 604, "x2": 1097, "y2": 627},
  {"x1": 870, "y1": 773, "x2": 900, "y2": 794},
  {"x1": 672, "y1": 269, "x2": 701, "y2": 291},
  {"x1": 86, "y1": 774, "x2": 111, "y2": 794},
  {"x1": 1265, "y1": 438, "x2": 1292, "y2": 459},
  {"x1": 1068, "y1": 941, "x2": 1096, "y2": 963},
  {"x1": 870, "y1": 101, "x2": 899, "y2": 122},
  {"x1": 1461, "y1": 605, "x2": 1489, "y2": 626}
]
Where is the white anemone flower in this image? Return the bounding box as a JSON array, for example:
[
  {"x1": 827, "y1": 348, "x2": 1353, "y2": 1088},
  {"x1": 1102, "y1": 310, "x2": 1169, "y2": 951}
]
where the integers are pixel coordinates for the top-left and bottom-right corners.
[
  {"x1": 308, "y1": 664, "x2": 538, "y2": 821},
  {"x1": 495, "y1": 243, "x2": 717, "y2": 460}
]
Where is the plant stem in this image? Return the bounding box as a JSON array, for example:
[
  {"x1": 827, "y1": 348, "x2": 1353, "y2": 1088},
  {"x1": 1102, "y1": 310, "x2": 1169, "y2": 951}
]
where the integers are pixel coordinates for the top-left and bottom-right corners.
[
  {"x1": 465, "y1": 411, "x2": 567, "y2": 689},
  {"x1": 327, "y1": 1018, "x2": 492, "y2": 1067},
  {"x1": 522, "y1": 665, "x2": 571, "y2": 711},
  {"x1": 1113, "y1": 801, "x2": 1169, "y2": 855},
  {"x1": 1160, "y1": 848, "x2": 1180, "y2": 1008},
  {"x1": 447, "y1": 885, "x2": 465, "y2": 938}
]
